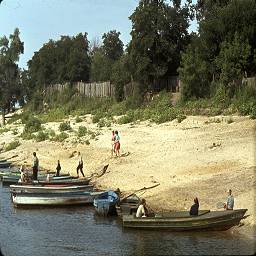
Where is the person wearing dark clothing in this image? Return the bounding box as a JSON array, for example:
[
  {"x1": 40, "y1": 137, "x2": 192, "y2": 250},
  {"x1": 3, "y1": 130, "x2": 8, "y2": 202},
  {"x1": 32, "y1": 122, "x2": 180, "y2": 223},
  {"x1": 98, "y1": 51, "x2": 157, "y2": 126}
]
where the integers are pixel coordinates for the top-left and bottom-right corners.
[
  {"x1": 32, "y1": 152, "x2": 39, "y2": 180},
  {"x1": 190, "y1": 197, "x2": 199, "y2": 216},
  {"x1": 56, "y1": 160, "x2": 61, "y2": 177},
  {"x1": 76, "y1": 152, "x2": 85, "y2": 177}
]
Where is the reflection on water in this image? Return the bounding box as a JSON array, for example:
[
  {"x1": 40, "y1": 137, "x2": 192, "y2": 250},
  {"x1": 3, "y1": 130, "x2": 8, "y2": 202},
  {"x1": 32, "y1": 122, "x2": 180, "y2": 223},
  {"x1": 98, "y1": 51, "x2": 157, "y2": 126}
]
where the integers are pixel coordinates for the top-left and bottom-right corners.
[{"x1": 0, "y1": 181, "x2": 255, "y2": 255}]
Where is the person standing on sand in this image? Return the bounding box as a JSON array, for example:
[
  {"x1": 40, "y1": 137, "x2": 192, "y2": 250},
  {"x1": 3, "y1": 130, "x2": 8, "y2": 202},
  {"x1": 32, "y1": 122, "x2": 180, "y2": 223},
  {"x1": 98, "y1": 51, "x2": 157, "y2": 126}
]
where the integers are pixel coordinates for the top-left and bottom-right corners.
[
  {"x1": 224, "y1": 189, "x2": 234, "y2": 210},
  {"x1": 32, "y1": 152, "x2": 39, "y2": 180},
  {"x1": 76, "y1": 152, "x2": 85, "y2": 177},
  {"x1": 111, "y1": 130, "x2": 115, "y2": 156},
  {"x1": 56, "y1": 160, "x2": 61, "y2": 177},
  {"x1": 114, "y1": 130, "x2": 120, "y2": 157}
]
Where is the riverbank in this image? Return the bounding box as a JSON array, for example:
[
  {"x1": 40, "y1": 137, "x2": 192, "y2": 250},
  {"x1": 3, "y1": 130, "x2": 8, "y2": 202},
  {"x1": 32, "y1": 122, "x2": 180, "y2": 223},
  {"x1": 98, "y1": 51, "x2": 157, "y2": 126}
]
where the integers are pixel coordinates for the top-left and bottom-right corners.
[{"x1": 0, "y1": 115, "x2": 255, "y2": 239}]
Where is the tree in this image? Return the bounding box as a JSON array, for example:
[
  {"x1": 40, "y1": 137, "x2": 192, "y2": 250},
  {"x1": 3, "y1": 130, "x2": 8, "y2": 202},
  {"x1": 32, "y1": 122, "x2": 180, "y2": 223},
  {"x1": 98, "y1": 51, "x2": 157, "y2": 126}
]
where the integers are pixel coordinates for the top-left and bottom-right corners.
[
  {"x1": 90, "y1": 48, "x2": 112, "y2": 82},
  {"x1": 128, "y1": 0, "x2": 192, "y2": 92},
  {"x1": 0, "y1": 28, "x2": 24, "y2": 125},
  {"x1": 102, "y1": 30, "x2": 124, "y2": 61},
  {"x1": 27, "y1": 33, "x2": 90, "y2": 91}
]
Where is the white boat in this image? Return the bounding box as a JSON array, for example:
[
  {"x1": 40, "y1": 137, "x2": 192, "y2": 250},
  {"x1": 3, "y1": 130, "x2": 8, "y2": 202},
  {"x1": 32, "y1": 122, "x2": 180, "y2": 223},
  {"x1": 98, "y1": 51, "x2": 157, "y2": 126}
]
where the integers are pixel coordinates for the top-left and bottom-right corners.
[
  {"x1": 11, "y1": 191, "x2": 104, "y2": 207},
  {"x1": 10, "y1": 184, "x2": 94, "y2": 194}
]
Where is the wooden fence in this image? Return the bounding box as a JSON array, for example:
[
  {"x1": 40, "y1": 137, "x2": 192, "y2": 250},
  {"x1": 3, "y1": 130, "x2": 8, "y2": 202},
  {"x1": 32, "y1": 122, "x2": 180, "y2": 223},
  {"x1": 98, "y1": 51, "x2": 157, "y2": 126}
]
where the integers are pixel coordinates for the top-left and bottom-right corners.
[{"x1": 47, "y1": 81, "x2": 115, "y2": 97}]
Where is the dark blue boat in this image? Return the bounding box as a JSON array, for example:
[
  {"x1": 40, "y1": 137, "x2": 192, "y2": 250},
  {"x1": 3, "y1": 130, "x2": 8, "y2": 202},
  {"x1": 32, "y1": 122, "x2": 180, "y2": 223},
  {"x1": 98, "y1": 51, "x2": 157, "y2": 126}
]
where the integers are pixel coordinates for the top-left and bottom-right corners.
[
  {"x1": 93, "y1": 190, "x2": 119, "y2": 216},
  {"x1": 0, "y1": 161, "x2": 11, "y2": 169}
]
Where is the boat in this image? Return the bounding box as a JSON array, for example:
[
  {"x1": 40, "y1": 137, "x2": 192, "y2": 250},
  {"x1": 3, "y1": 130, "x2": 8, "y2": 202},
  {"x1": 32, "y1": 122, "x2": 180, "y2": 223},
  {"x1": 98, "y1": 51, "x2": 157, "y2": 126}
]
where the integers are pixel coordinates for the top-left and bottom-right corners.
[
  {"x1": 122, "y1": 209, "x2": 248, "y2": 231},
  {"x1": 93, "y1": 190, "x2": 119, "y2": 216},
  {"x1": 116, "y1": 194, "x2": 140, "y2": 217},
  {"x1": 0, "y1": 162, "x2": 11, "y2": 168},
  {"x1": 11, "y1": 191, "x2": 104, "y2": 207},
  {"x1": 2, "y1": 176, "x2": 88, "y2": 186},
  {"x1": 10, "y1": 184, "x2": 94, "y2": 194}
]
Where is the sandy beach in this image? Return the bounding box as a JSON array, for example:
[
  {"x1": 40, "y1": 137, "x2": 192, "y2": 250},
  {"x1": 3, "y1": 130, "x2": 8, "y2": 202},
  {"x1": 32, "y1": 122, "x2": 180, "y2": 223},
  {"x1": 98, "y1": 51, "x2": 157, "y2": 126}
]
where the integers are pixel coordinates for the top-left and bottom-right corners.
[{"x1": 1, "y1": 115, "x2": 255, "y2": 237}]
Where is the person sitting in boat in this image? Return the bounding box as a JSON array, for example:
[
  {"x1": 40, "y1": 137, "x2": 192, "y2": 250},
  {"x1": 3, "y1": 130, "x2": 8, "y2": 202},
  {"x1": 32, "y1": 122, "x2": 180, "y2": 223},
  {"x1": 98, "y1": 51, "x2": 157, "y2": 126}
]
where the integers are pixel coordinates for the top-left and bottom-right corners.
[
  {"x1": 19, "y1": 165, "x2": 30, "y2": 183},
  {"x1": 224, "y1": 189, "x2": 234, "y2": 210},
  {"x1": 189, "y1": 197, "x2": 199, "y2": 216},
  {"x1": 136, "y1": 198, "x2": 148, "y2": 218}
]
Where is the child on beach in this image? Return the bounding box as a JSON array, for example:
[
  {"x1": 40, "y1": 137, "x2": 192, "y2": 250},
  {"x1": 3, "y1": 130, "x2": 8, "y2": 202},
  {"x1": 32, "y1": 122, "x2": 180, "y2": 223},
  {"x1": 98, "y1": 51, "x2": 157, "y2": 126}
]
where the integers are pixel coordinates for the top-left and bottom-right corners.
[{"x1": 114, "y1": 131, "x2": 120, "y2": 157}]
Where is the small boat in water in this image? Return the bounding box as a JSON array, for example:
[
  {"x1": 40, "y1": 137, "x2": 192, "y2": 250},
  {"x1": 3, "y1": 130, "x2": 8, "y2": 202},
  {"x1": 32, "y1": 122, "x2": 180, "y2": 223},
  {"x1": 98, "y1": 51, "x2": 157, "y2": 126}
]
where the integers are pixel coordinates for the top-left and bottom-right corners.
[
  {"x1": 11, "y1": 191, "x2": 104, "y2": 207},
  {"x1": 0, "y1": 162, "x2": 11, "y2": 169},
  {"x1": 2, "y1": 176, "x2": 89, "y2": 186},
  {"x1": 116, "y1": 194, "x2": 140, "y2": 217},
  {"x1": 122, "y1": 209, "x2": 248, "y2": 231},
  {"x1": 10, "y1": 184, "x2": 94, "y2": 194},
  {"x1": 93, "y1": 190, "x2": 119, "y2": 216}
]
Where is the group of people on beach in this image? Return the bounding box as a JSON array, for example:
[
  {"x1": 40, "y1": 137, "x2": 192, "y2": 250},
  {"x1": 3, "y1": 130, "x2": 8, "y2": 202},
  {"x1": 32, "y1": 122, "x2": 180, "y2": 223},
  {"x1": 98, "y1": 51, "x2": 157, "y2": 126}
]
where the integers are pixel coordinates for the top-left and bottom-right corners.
[
  {"x1": 19, "y1": 150, "x2": 86, "y2": 182},
  {"x1": 136, "y1": 190, "x2": 234, "y2": 218}
]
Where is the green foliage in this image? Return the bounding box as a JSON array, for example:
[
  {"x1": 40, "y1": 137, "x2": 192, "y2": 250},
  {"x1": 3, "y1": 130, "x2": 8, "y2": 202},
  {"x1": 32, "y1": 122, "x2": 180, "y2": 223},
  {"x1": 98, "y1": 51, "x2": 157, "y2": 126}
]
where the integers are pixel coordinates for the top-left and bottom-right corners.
[
  {"x1": 177, "y1": 114, "x2": 186, "y2": 123},
  {"x1": 102, "y1": 30, "x2": 124, "y2": 61},
  {"x1": 77, "y1": 126, "x2": 87, "y2": 137},
  {"x1": 97, "y1": 118, "x2": 111, "y2": 128},
  {"x1": 5, "y1": 140, "x2": 20, "y2": 151},
  {"x1": 12, "y1": 128, "x2": 18, "y2": 135},
  {"x1": 0, "y1": 28, "x2": 24, "y2": 125},
  {"x1": 51, "y1": 132, "x2": 68, "y2": 142},
  {"x1": 35, "y1": 131, "x2": 49, "y2": 142},
  {"x1": 215, "y1": 33, "x2": 251, "y2": 85},
  {"x1": 23, "y1": 116, "x2": 42, "y2": 133},
  {"x1": 27, "y1": 33, "x2": 90, "y2": 89},
  {"x1": 129, "y1": 0, "x2": 191, "y2": 87},
  {"x1": 179, "y1": 43, "x2": 211, "y2": 101},
  {"x1": 0, "y1": 127, "x2": 10, "y2": 134},
  {"x1": 75, "y1": 116, "x2": 83, "y2": 123},
  {"x1": 59, "y1": 121, "x2": 71, "y2": 131}
]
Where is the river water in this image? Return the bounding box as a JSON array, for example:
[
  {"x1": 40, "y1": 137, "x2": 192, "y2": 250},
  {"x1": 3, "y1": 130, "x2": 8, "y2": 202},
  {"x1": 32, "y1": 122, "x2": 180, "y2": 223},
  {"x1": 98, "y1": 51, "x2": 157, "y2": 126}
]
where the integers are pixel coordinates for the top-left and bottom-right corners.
[{"x1": 0, "y1": 176, "x2": 255, "y2": 255}]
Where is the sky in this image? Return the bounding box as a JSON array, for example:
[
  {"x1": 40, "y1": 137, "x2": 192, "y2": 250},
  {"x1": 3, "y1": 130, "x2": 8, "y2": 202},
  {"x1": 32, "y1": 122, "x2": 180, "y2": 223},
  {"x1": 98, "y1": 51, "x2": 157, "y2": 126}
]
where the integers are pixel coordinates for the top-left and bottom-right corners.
[{"x1": 0, "y1": 0, "x2": 197, "y2": 69}]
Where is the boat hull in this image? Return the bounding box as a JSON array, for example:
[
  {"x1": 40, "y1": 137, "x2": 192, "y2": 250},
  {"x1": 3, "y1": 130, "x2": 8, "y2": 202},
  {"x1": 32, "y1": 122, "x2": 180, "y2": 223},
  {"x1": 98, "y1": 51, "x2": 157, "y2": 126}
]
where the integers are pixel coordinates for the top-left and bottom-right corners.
[
  {"x1": 11, "y1": 191, "x2": 104, "y2": 207},
  {"x1": 0, "y1": 162, "x2": 11, "y2": 168},
  {"x1": 10, "y1": 184, "x2": 94, "y2": 194},
  {"x1": 94, "y1": 190, "x2": 119, "y2": 216},
  {"x1": 122, "y1": 209, "x2": 247, "y2": 231}
]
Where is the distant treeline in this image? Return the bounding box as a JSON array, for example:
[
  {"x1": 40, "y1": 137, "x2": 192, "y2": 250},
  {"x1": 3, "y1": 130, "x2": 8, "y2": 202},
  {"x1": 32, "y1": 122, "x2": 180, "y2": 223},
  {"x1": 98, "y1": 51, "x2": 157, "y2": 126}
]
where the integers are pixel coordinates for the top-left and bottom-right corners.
[{"x1": 0, "y1": 0, "x2": 256, "y2": 123}]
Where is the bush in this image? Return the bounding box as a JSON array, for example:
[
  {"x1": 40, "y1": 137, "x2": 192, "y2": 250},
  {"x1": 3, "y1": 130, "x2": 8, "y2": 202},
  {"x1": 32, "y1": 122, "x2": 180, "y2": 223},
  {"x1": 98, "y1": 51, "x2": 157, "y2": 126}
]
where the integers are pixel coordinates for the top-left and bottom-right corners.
[
  {"x1": 75, "y1": 116, "x2": 83, "y2": 123},
  {"x1": 177, "y1": 114, "x2": 186, "y2": 123},
  {"x1": 24, "y1": 116, "x2": 42, "y2": 133},
  {"x1": 12, "y1": 128, "x2": 19, "y2": 135},
  {"x1": 21, "y1": 131, "x2": 34, "y2": 140},
  {"x1": 5, "y1": 140, "x2": 20, "y2": 151},
  {"x1": 77, "y1": 126, "x2": 87, "y2": 137},
  {"x1": 97, "y1": 118, "x2": 111, "y2": 128},
  {"x1": 59, "y1": 121, "x2": 71, "y2": 131},
  {"x1": 35, "y1": 131, "x2": 49, "y2": 142},
  {"x1": 0, "y1": 127, "x2": 10, "y2": 134},
  {"x1": 51, "y1": 132, "x2": 68, "y2": 142}
]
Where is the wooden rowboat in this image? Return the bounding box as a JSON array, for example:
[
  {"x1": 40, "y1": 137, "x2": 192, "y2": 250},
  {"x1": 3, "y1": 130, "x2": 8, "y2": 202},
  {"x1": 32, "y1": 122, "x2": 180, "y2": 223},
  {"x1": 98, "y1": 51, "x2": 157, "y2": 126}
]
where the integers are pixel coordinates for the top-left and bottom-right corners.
[
  {"x1": 2, "y1": 176, "x2": 89, "y2": 186},
  {"x1": 9, "y1": 184, "x2": 94, "y2": 194},
  {"x1": 93, "y1": 190, "x2": 119, "y2": 216},
  {"x1": 116, "y1": 194, "x2": 140, "y2": 217},
  {"x1": 0, "y1": 162, "x2": 11, "y2": 168},
  {"x1": 11, "y1": 191, "x2": 104, "y2": 207},
  {"x1": 122, "y1": 209, "x2": 248, "y2": 231}
]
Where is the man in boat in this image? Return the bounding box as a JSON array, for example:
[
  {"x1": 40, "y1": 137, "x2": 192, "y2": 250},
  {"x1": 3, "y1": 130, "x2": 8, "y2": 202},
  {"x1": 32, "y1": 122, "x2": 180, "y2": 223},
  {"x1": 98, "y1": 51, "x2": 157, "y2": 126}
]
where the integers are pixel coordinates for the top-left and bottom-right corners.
[
  {"x1": 224, "y1": 189, "x2": 234, "y2": 210},
  {"x1": 136, "y1": 198, "x2": 148, "y2": 218},
  {"x1": 189, "y1": 197, "x2": 199, "y2": 216},
  {"x1": 32, "y1": 152, "x2": 39, "y2": 180},
  {"x1": 76, "y1": 152, "x2": 85, "y2": 177}
]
